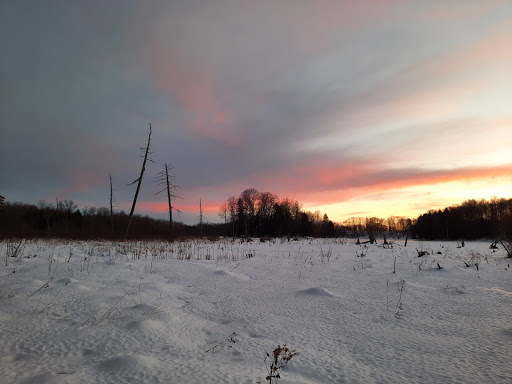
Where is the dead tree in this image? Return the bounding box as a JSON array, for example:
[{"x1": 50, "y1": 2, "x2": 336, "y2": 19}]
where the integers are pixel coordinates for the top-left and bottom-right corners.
[
  {"x1": 155, "y1": 163, "x2": 181, "y2": 237},
  {"x1": 125, "y1": 123, "x2": 153, "y2": 239},
  {"x1": 109, "y1": 173, "x2": 115, "y2": 233},
  {"x1": 499, "y1": 239, "x2": 512, "y2": 258},
  {"x1": 199, "y1": 198, "x2": 203, "y2": 237}
]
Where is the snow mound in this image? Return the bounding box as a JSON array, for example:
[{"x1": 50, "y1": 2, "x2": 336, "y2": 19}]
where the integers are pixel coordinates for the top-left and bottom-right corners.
[
  {"x1": 297, "y1": 287, "x2": 337, "y2": 297},
  {"x1": 2, "y1": 238, "x2": 511, "y2": 383},
  {"x1": 213, "y1": 269, "x2": 249, "y2": 280},
  {"x1": 20, "y1": 372, "x2": 72, "y2": 384},
  {"x1": 94, "y1": 354, "x2": 161, "y2": 382},
  {"x1": 125, "y1": 318, "x2": 164, "y2": 332},
  {"x1": 499, "y1": 328, "x2": 512, "y2": 338},
  {"x1": 97, "y1": 354, "x2": 158, "y2": 371}
]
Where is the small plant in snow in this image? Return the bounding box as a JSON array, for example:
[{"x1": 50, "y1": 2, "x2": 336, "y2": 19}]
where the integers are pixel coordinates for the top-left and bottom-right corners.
[
  {"x1": 262, "y1": 344, "x2": 299, "y2": 383},
  {"x1": 5, "y1": 239, "x2": 26, "y2": 265},
  {"x1": 204, "y1": 332, "x2": 237, "y2": 353},
  {"x1": 319, "y1": 246, "x2": 332, "y2": 263},
  {"x1": 356, "y1": 244, "x2": 368, "y2": 258},
  {"x1": 395, "y1": 279, "x2": 406, "y2": 317},
  {"x1": 416, "y1": 248, "x2": 428, "y2": 257}
]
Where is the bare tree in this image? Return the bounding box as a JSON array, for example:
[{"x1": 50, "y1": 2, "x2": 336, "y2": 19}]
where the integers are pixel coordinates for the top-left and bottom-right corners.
[
  {"x1": 125, "y1": 123, "x2": 153, "y2": 239},
  {"x1": 62, "y1": 200, "x2": 77, "y2": 214},
  {"x1": 257, "y1": 192, "x2": 277, "y2": 221},
  {"x1": 199, "y1": 198, "x2": 203, "y2": 237},
  {"x1": 257, "y1": 191, "x2": 277, "y2": 235},
  {"x1": 218, "y1": 201, "x2": 228, "y2": 224},
  {"x1": 37, "y1": 200, "x2": 53, "y2": 234},
  {"x1": 240, "y1": 188, "x2": 259, "y2": 236},
  {"x1": 227, "y1": 196, "x2": 237, "y2": 237},
  {"x1": 62, "y1": 200, "x2": 78, "y2": 233},
  {"x1": 109, "y1": 173, "x2": 115, "y2": 233},
  {"x1": 155, "y1": 163, "x2": 181, "y2": 237}
]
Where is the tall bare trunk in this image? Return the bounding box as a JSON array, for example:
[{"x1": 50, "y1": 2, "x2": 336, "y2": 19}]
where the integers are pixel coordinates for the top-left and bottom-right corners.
[
  {"x1": 125, "y1": 124, "x2": 152, "y2": 239},
  {"x1": 199, "y1": 198, "x2": 203, "y2": 237},
  {"x1": 155, "y1": 163, "x2": 180, "y2": 239},
  {"x1": 109, "y1": 173, "x2": 114, "y2": 234},
  {"x1": 166, "y1": 166, "x2": 173, "y2": 235}
]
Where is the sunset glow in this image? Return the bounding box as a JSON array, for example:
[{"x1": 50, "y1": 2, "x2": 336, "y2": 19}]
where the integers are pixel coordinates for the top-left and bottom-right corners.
[{"x1": 1, "y1": 1, "x2": 511, "y2": 224}]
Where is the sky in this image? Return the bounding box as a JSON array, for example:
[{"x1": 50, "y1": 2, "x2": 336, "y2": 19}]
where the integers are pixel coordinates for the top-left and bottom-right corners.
[{"x1": 1, "y1": 0, "x2": 511, "y2": 225}]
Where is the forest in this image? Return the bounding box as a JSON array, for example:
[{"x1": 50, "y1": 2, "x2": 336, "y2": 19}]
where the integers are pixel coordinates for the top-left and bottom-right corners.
[
  {"x1": 0, "y1": 189, "x2": 342, "y2": 240},
  {"x1": 0, "y1": 192, "x2": 511, "y2": 242},
  {"x1": 412, "y1": 197, "x2": 512, "y2": 240}
]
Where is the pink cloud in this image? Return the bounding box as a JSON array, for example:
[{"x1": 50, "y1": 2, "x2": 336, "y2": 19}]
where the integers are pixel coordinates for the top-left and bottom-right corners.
[
  {"x1": 245, "y1": 159, "x2": 512, "y2": 206},
  {"x1": 136, "y1": 200, "x2": 220, "y2": 215},
  {"x1": 411, "y1": 22, "x2": 512, "y2": 82},
  {"x1": 54, "y1": 171, "x2": 104, "y2": 200},
  {"x1": 147, "y1": 43, "x2": 241, "y2": 148}
]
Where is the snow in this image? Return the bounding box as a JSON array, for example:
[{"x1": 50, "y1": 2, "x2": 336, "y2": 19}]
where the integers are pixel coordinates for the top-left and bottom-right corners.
[{"x1": 0, "y1": 238, "x2": 511, "y2": 383}]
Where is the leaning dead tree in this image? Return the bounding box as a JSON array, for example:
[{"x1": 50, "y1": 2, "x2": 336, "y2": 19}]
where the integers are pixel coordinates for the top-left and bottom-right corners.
[
  {"x1": 499, "y1": 239, "x2": 512, "y2": 258},
  {"x1": 125, "y1": 123, "x2": 153, "y2": 239},
  {"x1": 155, "y1": 163, "x2": 181, "y2": 236}
]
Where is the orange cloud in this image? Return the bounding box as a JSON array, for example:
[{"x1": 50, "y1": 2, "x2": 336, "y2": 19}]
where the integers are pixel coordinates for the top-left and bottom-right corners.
[
  {"x1": 132, "y1": 161, "x2": 512, "y2": 222},
  {"x1": 248, "y1": 159, "x2": 512, "y2": 207},
  {"x1": 177, "y1": 201, "x2": 220, "y2": 214},
  {"x1": 135, "y1": 202, "x2": 168, "y2": 213}
]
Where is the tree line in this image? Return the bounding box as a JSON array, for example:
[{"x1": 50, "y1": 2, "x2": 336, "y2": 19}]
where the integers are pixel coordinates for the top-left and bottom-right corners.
[
  {"x1": 0, "y1": 199, "x2": 207, "y2": 240},
  {"x1": 342, "y1": 216, "x2": 413, "y2": 239},
  {"x1": 411, "y1": 197, "x2": 512, "y2": 240},
  {"x1": 217, "y1": 188, "x2": 342, "y2": 238},
  {"x1": 0, "y1": 196, "x2": 338, "y2": 240},
  {"x1": 2, "y1": 187, "x2": 511, "y2": 242}
]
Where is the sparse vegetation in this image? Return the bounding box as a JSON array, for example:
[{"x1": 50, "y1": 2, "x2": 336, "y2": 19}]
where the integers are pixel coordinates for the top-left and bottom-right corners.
[
  {"x1": 395, "y1": 279, "x2": 406, "y2": 317},
  {"x1": 262, "y1": 344, "x2": 299, "y2": 384},
  {"x1": 1, "y1": 236, "x2": 510, "y2": 382},
  {"x1": 4, "y1": 238, "x2": 26, "y2": 265},
  {"x1": 204, "y1": 332, "x2": 238, "y2": 353}
]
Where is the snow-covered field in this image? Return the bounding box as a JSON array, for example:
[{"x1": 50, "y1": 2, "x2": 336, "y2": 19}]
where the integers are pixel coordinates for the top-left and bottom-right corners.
[{"x1": 0, "y1": 238, "x2": 510, "y2": 384}]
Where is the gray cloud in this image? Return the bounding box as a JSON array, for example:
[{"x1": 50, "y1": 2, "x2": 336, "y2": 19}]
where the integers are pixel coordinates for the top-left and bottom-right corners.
[{"x1": 1, "y1": 0, "x2": 510, "y2": 223}]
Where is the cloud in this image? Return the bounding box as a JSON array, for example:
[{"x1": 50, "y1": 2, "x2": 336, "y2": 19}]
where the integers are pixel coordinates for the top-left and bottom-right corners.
[
  {"x1": 246, "y1": 159, "x2": 512, "y2": 206},
  {"x1": 1, "y1": 1, "x2": 511, "y2": 224}
]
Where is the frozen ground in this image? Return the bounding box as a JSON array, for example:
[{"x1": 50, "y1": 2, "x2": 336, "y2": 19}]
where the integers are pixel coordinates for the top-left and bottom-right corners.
[{"x1": 0, "y1": 238, "x2": 510, "y2": 384}]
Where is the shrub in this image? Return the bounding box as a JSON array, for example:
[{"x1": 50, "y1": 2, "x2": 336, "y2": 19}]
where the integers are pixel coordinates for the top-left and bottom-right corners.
[{"x1": 263, "y1": 344, "x2": 299, "y2": 383}]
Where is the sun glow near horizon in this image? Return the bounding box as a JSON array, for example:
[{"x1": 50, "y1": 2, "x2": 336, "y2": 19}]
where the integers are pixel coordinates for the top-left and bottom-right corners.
[{"x1": 305, "y1": 177, "x2": 512, "y2": 223}]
